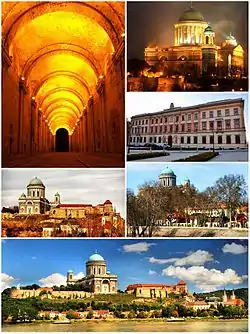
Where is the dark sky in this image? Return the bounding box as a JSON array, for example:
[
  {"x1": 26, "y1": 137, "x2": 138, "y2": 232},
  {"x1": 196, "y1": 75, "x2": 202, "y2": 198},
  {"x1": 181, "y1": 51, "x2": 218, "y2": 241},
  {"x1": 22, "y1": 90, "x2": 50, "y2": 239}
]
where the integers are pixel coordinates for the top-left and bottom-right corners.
[{"x1": 127, "y1": 1, "x2": 248, "y2": 59}]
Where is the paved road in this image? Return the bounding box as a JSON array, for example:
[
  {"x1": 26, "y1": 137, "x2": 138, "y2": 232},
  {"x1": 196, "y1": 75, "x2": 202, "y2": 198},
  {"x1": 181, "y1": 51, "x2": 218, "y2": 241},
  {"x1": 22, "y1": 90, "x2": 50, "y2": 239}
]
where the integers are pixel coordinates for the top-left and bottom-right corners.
[
  {"x1": 128, "y1": 150, "x2": 248, "y2": 162},
  {"x1": 3, "y1": 152, "x2": 124, "y2": 168},
  {"x1": 130, "y1": 151, "x2": 200, "y2": 162},
  {"x1": 210, "y1": 151, "x2": 248, "y2": 162}
]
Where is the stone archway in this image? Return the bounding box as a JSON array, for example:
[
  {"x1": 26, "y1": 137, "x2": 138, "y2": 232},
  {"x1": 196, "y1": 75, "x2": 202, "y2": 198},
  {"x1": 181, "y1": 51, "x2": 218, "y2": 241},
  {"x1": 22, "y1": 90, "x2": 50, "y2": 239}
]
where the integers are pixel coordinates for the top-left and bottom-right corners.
[
  {"x1": 101, "y1": 279, "x2": 110, "y2": 294},
  {"x1": 56, "y1": 128, "x2": 69, "y2": 152}
]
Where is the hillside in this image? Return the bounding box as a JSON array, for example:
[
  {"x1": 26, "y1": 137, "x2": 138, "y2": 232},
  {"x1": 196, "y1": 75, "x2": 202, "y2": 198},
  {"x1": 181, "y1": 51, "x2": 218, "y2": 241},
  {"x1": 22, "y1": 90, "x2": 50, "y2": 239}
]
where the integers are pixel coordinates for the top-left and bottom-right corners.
[{"x1": 194, "y1": 288, "x2": 248, "y2": 305}]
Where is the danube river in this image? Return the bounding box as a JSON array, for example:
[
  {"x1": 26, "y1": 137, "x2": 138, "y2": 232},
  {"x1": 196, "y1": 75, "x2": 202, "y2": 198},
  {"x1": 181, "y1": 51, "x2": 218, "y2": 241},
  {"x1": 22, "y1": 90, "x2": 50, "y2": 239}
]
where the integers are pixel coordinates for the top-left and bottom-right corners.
[{"x1": 2, "y1": 320, "x2": 248, "y2": 332}]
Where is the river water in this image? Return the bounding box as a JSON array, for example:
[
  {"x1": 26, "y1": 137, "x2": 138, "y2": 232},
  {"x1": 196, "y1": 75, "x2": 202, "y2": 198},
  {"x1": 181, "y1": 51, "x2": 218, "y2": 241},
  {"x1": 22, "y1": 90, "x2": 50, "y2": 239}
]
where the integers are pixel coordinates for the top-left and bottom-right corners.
[{"x1": 2, "y1": 320, "x2": 248, "y2": 332}]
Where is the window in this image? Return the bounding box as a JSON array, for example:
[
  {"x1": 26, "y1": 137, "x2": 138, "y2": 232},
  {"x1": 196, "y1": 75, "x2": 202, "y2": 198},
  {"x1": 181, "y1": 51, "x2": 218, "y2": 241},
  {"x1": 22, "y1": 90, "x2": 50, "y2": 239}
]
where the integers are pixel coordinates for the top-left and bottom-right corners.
[
  {"x1": 187, "y1": 123, "x2": 191, "y2": 131},
  {"x1": 193, "y1": 136, "x2": 197, "y2": 144},
  {"x1": 217, "y1": 121, "x2": 222, "y2": 130},
  {"x1": 160, "y1": 118, "x2": 162, "y2": 123},
  {"x1": 234, "y1": 119, "x2": 240, "y2": 129},
  {"x1": 151, "y1": 119, "x2": 154, "y2": 124},
  {"x1": 155, "y1": 126, "x2": 158, "y2": 133},
  {"x1": 149, "y1": 137, "x2": 152, "y2": 143},
  {"x1": 158, "y1": 137, "x2": 161, "y2": 143},
  {"x1": 187, "y1": 137, "x2": 191, "y2": 144},
  {"x1": 187, "y1": 114, "x2": 191, "y2": 121},
  {"x1": 225, "y1": 109, "x2": 230, "y2": 117},
  {"x1": 182, "y1": 115, "x2": 185, "y2": 121},
  {"x1": 217, "y1": 110, "x2": 221, "y2": 117},
  {"x1": 226, "y1": 135, "x2": 231, "y2": 144},
  {"x1": 210, "y1": 136, "x2": 214, "y2": 144},
  {"x1": 181, "y1": 137, "x2": 184, "y2": 144},
  {"x1": 140, "y1": 137, "x2": 143, "y2": 143},
  {"x1": 209, "y1": 110, "x2": 213, "y2": 118},
  {"x1": 169, "y1": 116, "x2": 173, "y2": 122},
  {"x1": 137, "y1": 137, "x2": 139, "y2": 142},
  {"x1": 155, "y1": 119, "x2": 158, "y2": 124},
  {"x1": 202, "y1": 111, "x2": 206, "y2": 119},
  {"x1": 218, "y1": 136, "x2": 222, "y2": 144},
  {"x1": 209, "y1": 121, "x2": 214, "y2": 130},
  {"x1": 194, "y1": 123, "x2": 198, "y2": 132},
  {"x1": 133, "y1": 137, "x2": 135, "y2": 142},
  {"x1": 194, "y1": 113, "x2": 198, "y2": 120},
  {"x1": 182, "y1": 124, "x2": 185, "y2": 132},
  {"x1": 164, "y1": 126, "x2": 167, "y2": 133},
  {"x1": 141, "y1": 127, "x2": 144, "y2": 133},
  {"x1": 202, "y1": 122, "x2": 207, "y2": 131},
  {"x1": 175, "y1": 125, "x2": 179, "y2": 132},
  {"x1": 146, "y1": 120, "x2": 148, "y2": 124},
  {"x1": 235, "y1": 135, "x2": 241, "y2": 144},
  {"x1": 225, "y1": 120, "x2": 231, "y2": 129},
  {"x1": 151, "y1": 127, "x2": 153, "y2": 133},
  {"x1": 159, "y1": 126, "x2": 162, "y2": 133},
  {"x1": 144, "y1": 137, "x2": 146, "y2": 143},
  {"x1": 234, "y1": 108, "x2": 239, "y2": 116},
  {"x1": 170, "y1": 125, "x2": 173, "y2": 132},
  {"x1": 145, "y1": 127, "x2": 147, "y2": 133},
  {"x1": 130, "y1": 137, "x2": 132, "y2": 142},
  {"x1": 176, "y1": 116, "x2": 179, "y2": 122},
  {"x1": 202, "y1": 136, "x2": 206, "y2": 144},
  {"x1": 165, "y1": 117, "x2": 168, "y2": 123},
  {"x1": 154, "y1": 137, "x2": 157, "y2": 143}
]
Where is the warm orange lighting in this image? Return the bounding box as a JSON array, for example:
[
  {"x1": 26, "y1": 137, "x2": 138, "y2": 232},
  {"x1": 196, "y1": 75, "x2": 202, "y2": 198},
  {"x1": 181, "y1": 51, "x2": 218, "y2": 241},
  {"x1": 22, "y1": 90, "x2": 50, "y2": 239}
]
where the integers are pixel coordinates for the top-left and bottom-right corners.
[
  {"x1": 121, "y1": 32, "x2": 125, "y2": 38},
  {"x1": 21, "y1": 76, "x2": 25, "y2": 81},
  {"x1": 32, "y1": 96, "x2": 35, "y2": 100}
]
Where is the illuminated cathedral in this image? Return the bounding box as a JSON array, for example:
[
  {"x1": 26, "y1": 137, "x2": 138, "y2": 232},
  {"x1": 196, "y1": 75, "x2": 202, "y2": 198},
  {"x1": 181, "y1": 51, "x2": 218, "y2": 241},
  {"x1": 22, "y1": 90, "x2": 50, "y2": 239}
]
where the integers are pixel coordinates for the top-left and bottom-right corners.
[{"x1": 144, "y1": 4, "x2": 245, "y2": 77}]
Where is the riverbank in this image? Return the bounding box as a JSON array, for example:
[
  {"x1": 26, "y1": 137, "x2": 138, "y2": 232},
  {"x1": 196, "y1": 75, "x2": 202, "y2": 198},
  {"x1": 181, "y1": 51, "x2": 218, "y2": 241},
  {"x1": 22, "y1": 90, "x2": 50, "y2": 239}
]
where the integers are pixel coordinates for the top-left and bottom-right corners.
[{"x1": 2, "y1": 319, "x2": 248, "y2": 332}]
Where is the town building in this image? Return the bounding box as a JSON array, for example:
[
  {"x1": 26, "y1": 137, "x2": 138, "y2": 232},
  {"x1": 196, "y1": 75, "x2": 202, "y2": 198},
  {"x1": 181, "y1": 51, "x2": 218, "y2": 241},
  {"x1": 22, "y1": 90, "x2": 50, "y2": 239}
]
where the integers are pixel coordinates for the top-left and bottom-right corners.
[
  {"x1": 130, "y1": 98, "x2": 246, "y2": 149},
  {"x1": 222, "y1": 289, "x2": 244, "y2": 306},
  {"x1": 144, "y1": 4, "x2": 245, "y2": 77},
  {"x1": 66, "y1": 252, "x2": 118, "y2": 294},
  {"x1": 126, "y1": 280, "x2": 188, "y2": 298}
]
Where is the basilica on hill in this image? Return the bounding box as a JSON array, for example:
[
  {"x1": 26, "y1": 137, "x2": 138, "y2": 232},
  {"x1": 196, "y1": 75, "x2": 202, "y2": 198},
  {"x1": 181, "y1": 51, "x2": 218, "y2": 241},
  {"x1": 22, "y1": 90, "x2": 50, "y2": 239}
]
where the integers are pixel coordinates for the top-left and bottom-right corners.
[
  {"x1": 144, "y1": 3, "x2": 245, "y2": 77},
  {"x1": 18, "y1": 177, "x2": 115, "y2": 218}
]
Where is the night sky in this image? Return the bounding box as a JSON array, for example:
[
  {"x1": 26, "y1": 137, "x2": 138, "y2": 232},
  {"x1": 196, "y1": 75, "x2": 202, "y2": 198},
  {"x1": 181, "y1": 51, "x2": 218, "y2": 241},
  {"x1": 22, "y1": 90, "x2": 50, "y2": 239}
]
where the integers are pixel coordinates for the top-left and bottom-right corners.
[{"x1": 127, "y1": 1, "x2": 248, "y2": 59}]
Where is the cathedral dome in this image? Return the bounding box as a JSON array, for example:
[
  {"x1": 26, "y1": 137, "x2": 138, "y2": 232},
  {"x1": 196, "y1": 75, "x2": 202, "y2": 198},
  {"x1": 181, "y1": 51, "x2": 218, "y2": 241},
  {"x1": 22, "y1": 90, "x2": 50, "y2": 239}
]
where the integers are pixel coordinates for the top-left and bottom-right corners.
[
  {"x1": 179, "y1": 7, "x2": 205, "y2": 22},
  {"x1": 28, "y1": 177, "x2": 45, "y2": 187},
  {"x1": 160, "y1": 166, "x2": 175, "y2": 175},
  {"x1": 88, "y1": 253, "x2": 105, "y2": 262},
  {"x1": 204, "y1": 24, "x2": 214, "y2": 33}
]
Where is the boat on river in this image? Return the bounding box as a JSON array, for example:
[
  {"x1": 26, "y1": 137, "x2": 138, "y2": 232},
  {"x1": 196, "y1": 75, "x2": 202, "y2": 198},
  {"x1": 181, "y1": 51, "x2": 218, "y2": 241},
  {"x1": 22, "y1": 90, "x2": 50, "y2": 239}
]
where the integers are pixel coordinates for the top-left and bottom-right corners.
[
  {"x1": 167, "y1": 317, "x2": 186, "y2": 322},
  {"x1": 53, "y1": 319, "x2": 71, "y2": 324}
]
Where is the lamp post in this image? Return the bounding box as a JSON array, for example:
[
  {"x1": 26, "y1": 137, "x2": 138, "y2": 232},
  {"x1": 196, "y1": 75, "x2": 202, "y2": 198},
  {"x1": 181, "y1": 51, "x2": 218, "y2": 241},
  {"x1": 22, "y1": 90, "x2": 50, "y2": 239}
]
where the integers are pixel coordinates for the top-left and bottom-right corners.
[{"x1": 210, "y1": 123, "x2": 215, "y2": 152}]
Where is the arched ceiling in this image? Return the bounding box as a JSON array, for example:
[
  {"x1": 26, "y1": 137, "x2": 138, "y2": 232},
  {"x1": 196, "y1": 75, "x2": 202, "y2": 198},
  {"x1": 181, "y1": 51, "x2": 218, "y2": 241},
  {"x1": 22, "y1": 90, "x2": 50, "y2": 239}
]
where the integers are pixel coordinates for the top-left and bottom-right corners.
[{"x1": 2, "y1": 1, "x2": 124, "y2": 135}]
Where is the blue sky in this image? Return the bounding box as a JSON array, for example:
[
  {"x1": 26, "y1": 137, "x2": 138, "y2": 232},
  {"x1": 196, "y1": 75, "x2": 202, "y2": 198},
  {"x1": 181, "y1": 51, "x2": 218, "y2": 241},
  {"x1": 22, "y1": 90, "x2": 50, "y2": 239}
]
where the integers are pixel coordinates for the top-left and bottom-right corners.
[
  {"x1": 127, "y1": 162, "x2": 248, "y2": 194},
  {"x1": 2, "y1": 239, "x2": 248, "y2": 293}
]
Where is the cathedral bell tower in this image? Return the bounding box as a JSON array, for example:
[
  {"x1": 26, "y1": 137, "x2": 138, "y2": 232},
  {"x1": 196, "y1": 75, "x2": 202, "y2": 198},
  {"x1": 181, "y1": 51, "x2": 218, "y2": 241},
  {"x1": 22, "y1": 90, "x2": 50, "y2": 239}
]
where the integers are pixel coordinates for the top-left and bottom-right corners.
[{"x1": 54, "y1": 192, "x2": 61, "y2": 205}]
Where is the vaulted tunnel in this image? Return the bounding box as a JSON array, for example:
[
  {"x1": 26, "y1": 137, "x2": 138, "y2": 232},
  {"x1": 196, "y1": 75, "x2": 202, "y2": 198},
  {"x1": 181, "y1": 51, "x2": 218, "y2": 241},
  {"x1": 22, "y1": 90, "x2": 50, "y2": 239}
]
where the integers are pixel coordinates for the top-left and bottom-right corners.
[{"x1": 2, "y1": 1, "x2": 125, "y2": 167}]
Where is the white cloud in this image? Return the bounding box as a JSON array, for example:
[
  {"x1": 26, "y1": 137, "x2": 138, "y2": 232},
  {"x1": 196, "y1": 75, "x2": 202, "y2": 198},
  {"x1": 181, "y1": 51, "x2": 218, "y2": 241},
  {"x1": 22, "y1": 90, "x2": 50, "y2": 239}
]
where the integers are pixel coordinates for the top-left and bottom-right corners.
[
  {"x1": 222, "y1": 243, "x2": 248, "y2": 255},
  {"x1": 123, "y1": 242, "x2": 156, "y2": 253},
  {"x1": 148, "y1": 269, "x2": 157, "y2": 275},
  {"x1": 1, "y1": 273, "x2": 15, "y2": 291},
  {"x1": 39, "y1": 272, "x2": 84, "y2": 287},
  {"x1": 149, "y1": 250, "x2": 213, "y2": 266},
  {"x1": 73, "y1": 272, "x2": 85, "y2": 280},
  {"x1": 39, "y1": 273, "x2": 67, "y2": 287},
  {"x1": 162, "y1": 265, "x2": 247, "y2": 292}
]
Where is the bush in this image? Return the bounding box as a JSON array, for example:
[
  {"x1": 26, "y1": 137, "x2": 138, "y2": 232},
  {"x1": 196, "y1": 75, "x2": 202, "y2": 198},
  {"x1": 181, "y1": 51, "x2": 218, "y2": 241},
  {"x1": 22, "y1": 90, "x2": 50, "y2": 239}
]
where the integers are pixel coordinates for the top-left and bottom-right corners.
[
  {"x1": 86, "y1": 311, "x2": 93, "y2": 319},
  {"x1": 173, "y1": 152, "x2": 219, "y2": 162},
  {"x1": 128, "y1": 311, "x2": 136, "y2": 319},
  {"x1": 127, "y1": 152, "x2": 169, "y2": 161},
  {"x1": 137, "y1": 311, "x2": 147, "y2": 319}
]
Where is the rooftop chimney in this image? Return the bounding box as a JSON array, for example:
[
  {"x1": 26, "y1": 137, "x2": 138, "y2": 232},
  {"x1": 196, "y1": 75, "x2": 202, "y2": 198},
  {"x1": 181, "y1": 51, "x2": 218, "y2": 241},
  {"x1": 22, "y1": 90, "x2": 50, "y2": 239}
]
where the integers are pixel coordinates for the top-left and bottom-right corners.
[{"x1": 170, "y1": 103, "x2": 174, "y2": 109}]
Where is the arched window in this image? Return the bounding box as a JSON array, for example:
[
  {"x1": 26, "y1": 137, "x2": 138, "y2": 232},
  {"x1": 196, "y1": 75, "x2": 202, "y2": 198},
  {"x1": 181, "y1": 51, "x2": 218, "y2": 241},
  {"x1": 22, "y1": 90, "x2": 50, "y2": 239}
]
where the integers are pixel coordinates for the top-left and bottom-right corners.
[{"x1": 205, "y1": 36, "x2": 209, "y2": 44}]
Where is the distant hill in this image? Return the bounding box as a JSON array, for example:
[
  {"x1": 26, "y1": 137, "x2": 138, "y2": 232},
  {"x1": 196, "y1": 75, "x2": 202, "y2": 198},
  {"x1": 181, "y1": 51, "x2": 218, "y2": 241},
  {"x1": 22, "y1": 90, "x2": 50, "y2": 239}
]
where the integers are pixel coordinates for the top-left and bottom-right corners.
[{"x1": 194, "y1": 288, "x2": 248, "y2": 305}]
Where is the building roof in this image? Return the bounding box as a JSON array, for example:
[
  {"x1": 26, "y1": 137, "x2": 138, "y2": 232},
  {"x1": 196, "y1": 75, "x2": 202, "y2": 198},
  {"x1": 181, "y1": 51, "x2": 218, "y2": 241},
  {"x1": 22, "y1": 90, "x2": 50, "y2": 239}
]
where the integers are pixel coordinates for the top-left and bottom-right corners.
[
  {"x1": 131, "y1": 99, "x2": 243, "y2": 119},
  {"x1": 28, "y1": 177, "x2": 45, "y2": 187},
  {"x1": 88, "y1": 253, "x2": 105, "y2": 262},
  {"x1": 160, "y1": 166, "x2": 175, "y2": 176},
  {"x1": 179, "y1": 7, "x2": 205, "y2": 22},
  {"x1": 59, "y1": 204, "x2": 92, "y2": 208},
  {"x1": 127, "y1": 283, "x2": 171, "y2": 290},
  {"x1": 104, "y1": 200, "x2": 112, "y2": 205},
  {"x1": 204, "y1": 24, "x2": 214, "y2": 33},
  {"x1": 177, "y1": 280, "x2": 187, "y2": 285}
]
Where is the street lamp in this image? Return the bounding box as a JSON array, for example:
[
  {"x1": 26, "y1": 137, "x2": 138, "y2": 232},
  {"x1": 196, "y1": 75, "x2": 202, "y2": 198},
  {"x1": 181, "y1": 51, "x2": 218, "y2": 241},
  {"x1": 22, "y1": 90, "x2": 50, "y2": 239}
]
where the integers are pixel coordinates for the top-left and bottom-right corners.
[{"x1": 210, "y1": 123, "x2": 215, "y2": 152}]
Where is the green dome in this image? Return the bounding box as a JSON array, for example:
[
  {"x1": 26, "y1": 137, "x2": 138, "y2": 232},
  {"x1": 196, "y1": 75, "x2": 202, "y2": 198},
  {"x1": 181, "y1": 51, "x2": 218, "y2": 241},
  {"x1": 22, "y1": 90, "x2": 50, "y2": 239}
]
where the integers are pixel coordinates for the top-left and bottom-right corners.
[
  {"x1": 160, "y1": 166, "x2": 175, "y2": 175},
  {"x1": 88, "y1": 253, "x2": 105, "y2": 262},
  {"x1": 28, "y1": 177, "x2": 44, "y2": 187},
  {"x1": 179, "y1": 7, "x2": 205, "y2": 22},
  {"x1": 184, "y1": 177, "x2": 190, "y2": 182},
  {"x1": 204, "y1": 24, "x2": 214, "y2": 33},
  {"x1": 68, "y1": 269, "x2": 73, "y2": 273}
]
